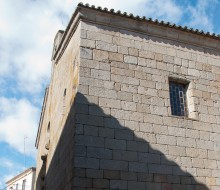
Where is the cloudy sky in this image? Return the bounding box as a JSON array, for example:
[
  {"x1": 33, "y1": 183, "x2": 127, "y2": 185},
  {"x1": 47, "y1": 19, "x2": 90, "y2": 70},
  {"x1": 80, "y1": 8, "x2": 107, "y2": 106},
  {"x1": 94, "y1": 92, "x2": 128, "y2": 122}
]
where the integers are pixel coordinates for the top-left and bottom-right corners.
[{"x1": 0, "y1": 0, "x2": 220, "y2": 188}]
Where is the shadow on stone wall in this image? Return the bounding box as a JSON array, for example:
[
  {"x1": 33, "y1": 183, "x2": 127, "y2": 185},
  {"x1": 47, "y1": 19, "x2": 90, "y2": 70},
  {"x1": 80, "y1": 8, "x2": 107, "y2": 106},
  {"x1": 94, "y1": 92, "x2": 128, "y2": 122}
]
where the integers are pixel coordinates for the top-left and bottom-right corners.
[{"x1": 37, "y1": 92, "x2": 209, "y2": 190}]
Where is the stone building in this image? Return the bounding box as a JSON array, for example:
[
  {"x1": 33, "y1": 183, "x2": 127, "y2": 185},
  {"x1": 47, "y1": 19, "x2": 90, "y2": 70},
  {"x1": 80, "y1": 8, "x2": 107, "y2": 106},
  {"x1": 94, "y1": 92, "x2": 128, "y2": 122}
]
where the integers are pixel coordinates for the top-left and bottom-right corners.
[
  {"x1": 6, "y1": 167, "x2": 36, "y2": 190},
  {"x1": 35, "y1": 3, "x2": 220, "y2": 190}
]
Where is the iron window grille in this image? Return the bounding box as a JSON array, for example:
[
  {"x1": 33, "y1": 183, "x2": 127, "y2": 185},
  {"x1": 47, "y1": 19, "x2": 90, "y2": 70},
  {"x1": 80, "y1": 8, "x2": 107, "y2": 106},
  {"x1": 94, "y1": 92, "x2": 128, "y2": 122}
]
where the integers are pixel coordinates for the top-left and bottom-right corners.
[{"x1": 169, "y1": 81, "x2": 188, "y2": 116}]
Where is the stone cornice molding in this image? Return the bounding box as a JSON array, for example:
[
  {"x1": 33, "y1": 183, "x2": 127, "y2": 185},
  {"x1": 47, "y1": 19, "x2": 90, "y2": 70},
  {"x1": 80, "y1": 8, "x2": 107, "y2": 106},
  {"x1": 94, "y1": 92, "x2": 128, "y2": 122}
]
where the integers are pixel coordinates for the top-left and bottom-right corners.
[{"x1": 52, "y1": 3, "x2": 220, "y2": 62}]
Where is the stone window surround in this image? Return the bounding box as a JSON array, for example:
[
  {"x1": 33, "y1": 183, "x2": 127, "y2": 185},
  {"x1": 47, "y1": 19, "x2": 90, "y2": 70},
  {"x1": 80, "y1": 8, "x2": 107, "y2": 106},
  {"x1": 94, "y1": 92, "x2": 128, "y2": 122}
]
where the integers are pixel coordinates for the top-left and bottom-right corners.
[
  {"x1": 168, "y1": 76, "x2": 198, "y2": 120},
  {"x1": 169, "y1": 80, "x2": 188, "y2": 116}
]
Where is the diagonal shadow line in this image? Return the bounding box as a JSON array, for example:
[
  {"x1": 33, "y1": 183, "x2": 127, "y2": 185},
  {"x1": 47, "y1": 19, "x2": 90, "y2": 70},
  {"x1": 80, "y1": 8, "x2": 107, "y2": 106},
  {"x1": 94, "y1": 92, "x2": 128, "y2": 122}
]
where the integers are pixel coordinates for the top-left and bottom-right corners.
[{"x1": 36, "y1": 92, "x2": 209, "y2": 190}]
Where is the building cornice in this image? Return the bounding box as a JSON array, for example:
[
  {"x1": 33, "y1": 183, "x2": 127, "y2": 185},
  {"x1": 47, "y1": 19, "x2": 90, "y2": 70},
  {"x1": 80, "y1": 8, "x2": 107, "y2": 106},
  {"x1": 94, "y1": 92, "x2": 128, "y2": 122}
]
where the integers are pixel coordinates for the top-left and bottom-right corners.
[
  {"x1": 52, "y1": 3, "x2": 220, "y2": 62},
  {"x1": 78, "y1": 3, "x2": 220, "y2": 40},
  {"x1": 35, "y1": 87, "x2": 49, "y2": 148}
]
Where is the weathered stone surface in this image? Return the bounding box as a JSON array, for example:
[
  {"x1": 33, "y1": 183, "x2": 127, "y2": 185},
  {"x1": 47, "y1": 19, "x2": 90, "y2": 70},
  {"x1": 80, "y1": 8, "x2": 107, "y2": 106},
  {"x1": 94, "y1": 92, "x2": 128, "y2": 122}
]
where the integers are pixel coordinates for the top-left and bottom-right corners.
[{"x1": 35, "y1": 5, "x2": 220, "y2": 190}]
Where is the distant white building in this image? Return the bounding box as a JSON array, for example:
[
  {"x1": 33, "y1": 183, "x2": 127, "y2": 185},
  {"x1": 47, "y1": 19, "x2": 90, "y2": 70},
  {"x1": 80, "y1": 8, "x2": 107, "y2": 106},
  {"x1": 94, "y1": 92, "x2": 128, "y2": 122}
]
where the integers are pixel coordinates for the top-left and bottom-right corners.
[{"x1": 6, "y1": 167, "x2": 36, "y2": 190}]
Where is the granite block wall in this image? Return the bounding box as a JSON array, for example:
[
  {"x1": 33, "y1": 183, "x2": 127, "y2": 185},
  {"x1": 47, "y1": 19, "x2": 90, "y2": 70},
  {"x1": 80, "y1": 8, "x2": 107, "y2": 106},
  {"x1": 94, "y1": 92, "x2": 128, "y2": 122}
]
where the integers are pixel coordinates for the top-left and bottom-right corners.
[
  {"x1": 35, "y1": 5, "x2": 220, "y2": 190},
  {"x1": 72, "y1": 21, "x2": 220, "y2": 189}
]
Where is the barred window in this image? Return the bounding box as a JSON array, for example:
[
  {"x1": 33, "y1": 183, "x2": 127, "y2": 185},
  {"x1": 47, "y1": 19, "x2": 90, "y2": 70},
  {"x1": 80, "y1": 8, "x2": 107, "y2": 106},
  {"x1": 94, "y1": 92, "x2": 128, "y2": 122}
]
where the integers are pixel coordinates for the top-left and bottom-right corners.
[{"x1": 169, "y1": 81, "x2": 188, "y2": 116}]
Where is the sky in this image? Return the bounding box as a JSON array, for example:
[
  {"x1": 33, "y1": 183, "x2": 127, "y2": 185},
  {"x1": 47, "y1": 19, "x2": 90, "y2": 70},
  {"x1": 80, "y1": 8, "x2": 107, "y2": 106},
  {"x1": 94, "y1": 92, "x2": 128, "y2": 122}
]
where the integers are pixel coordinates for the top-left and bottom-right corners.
[{"x1": 0, "y1": 0, "x2": 220, "y2": 188}]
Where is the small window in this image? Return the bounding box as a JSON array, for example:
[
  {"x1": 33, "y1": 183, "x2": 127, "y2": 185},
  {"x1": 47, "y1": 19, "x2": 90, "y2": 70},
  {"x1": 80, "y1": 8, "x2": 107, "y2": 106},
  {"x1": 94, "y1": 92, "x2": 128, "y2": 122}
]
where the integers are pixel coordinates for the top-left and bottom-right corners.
[
  {"x1": 45, "y1": 122, "x2": 50, "y2": 150},
  {"x1": 22, "y1": 180, "x2": 26, "y2": 190},
  {"x1": 47, "y1": 122, "x2": 50, "y2": 133},
  {"x1": 169, "y1": 81, "x2": 188, "y2": 116},
  {"x1": 63, "y1": 88, "x2": 67, "y2": 115}
]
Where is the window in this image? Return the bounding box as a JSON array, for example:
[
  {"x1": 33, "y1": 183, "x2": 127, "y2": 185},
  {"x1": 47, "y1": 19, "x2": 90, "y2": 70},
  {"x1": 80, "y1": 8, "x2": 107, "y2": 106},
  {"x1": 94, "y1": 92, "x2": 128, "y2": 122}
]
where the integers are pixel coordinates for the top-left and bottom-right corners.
[
  {"x1": 63, "y1": 88, "x2": 67, "y2": 96},
  {"x1": 169, "y1": 81, "x2": 188, "y2": 116},
  {"x1": 63, "y1": 88, "x2": 67, "y2": 115},
  {"x1": 16, "y1": 183, "x2": 18, "y2": 190},
  {"x1": 45, "y1": 122, "x2": 50, "y2": 150},
  {"x1": 22, "y1": 180, "x2": 26, "y2": 190}
]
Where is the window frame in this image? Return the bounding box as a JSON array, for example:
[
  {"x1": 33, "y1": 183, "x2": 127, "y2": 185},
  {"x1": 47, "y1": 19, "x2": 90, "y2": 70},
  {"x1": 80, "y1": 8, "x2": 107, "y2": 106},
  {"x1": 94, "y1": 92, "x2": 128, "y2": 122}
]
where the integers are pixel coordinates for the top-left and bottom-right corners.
[
  {"x1": 169, "y1": 78, "x2": 189, "y2": 117},
  {"x1": 22, "y1": 180, "x2": 26, "y2": 190}
]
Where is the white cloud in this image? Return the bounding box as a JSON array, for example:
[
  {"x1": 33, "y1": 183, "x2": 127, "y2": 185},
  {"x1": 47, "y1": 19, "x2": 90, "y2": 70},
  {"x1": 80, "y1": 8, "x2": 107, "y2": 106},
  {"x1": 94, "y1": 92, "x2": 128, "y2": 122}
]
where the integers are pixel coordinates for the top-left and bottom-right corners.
[
  {"x1": 0, "y1": 158, "x2": 14, "y2": 169},
  {"x1": 0, "y1": 158, "x2": 26, "y2": 188},
  {"x1": 3, "y1": 174, "x2": 15, "y2": 183},
  {"x1": 137, "y1": 0, "x2": 183, "y2": 23},
  {"x1": 0, "y1": 0, "x2": 71, "y2": 94},
  {"x1": 0, "y1": 97, "x2": 40, "y2": 157},
  {"x1": 0, "y1": 0, "x2": 216, "y2": 95},
  {"x1": 76, "y1": 0, "x2": 182, "y2": 23},
  {"x1": 0, "y1": 0, "x2": 184, "y2": 93},
  {"x1": 185, "y1": 0, "x2": 217, "y2": 32}
]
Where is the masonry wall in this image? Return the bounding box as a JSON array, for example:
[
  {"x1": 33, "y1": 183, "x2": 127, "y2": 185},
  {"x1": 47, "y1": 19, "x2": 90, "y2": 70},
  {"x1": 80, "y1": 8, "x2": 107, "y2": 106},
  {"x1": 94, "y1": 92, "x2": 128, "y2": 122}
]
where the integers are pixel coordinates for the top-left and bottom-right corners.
[
  {"x1": 35, "y1": 7, "x2": 220, "y2": 190},
  {"x1": 35, "y1": 23, "x2": 81, "y2": 190},
  {"x1": 73, "y1": 20, "x2": 220, "y2": 190}
]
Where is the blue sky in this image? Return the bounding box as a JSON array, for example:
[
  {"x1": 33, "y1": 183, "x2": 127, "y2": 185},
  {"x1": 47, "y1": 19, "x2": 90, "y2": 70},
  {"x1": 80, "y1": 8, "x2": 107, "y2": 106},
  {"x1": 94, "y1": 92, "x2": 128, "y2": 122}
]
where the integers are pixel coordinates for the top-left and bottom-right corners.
[{"x1": 0, "y1": 0, "x2": 220, "y2": 188}]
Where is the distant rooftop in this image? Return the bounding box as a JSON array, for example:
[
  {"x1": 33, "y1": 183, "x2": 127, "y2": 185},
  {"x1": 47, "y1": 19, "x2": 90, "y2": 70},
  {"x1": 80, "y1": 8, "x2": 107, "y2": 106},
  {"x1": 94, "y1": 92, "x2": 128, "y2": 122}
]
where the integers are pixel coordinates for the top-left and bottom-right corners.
[{"x1": 6, "y1": 167, "x2": 36, "y2": 185}]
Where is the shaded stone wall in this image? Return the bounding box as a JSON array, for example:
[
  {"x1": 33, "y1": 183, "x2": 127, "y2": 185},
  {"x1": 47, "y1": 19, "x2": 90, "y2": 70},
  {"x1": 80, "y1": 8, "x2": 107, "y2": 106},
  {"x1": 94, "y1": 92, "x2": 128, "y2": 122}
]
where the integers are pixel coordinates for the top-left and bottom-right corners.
[
  {"x1": 73, "y1": 21, "x2": 220, "y2": 189},
  {"x1": 35, "y1": 23, "x2": 81, "y2": 190}
]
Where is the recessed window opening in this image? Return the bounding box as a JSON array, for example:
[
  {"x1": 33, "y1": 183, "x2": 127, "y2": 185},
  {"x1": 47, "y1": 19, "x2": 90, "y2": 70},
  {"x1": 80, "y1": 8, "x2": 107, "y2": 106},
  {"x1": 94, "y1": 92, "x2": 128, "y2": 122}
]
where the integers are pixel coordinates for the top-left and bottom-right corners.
[
  {"x1": 22, "y1": 180, "x2": 26, "y2": 190},
  {"x1": 169, "y1": 80, "x2": 188, "y2": 117},
  {"x1": 45, "y1": 122, "x2": 50, "y2": 150},
  {"x1": 63, "y1": 88, "x2": 67, "y2": 115},
  {"x1": 47, "y1": 122, "x2": 50, "y2": 133}
]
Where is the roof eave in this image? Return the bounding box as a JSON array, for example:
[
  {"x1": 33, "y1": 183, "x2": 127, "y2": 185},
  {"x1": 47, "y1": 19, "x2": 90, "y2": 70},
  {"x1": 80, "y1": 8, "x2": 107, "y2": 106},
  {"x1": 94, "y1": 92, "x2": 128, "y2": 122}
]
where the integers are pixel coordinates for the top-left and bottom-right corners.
[{"x1": 35, "y1": 87, "x2": 49, "y2": 149}]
